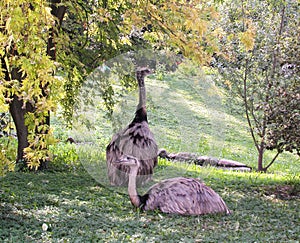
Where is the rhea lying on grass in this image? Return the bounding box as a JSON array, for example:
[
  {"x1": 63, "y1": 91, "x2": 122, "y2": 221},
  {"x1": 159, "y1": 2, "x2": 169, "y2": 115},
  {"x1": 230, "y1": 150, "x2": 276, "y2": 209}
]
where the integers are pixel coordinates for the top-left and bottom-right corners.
[{"x1": 113, "y1": 155, "x2": 231, "y2": 215}]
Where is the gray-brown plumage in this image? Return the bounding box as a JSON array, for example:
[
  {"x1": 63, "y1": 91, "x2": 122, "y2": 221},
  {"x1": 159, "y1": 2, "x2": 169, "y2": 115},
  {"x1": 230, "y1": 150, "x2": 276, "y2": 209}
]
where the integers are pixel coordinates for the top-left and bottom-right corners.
[
  {"x1": 106, "y1": 67, "x2": 158, "y2": 186},
  {"x1": 114, "y1": 155, "x2": 231, "y2": 215}
]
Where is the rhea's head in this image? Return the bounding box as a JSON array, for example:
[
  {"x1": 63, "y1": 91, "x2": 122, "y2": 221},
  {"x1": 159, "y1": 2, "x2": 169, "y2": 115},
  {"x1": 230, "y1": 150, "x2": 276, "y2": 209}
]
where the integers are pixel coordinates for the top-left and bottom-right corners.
[
  {"x1": 136, "y1": 67, "x2": 152, "y2": 82},
  {"x1": 114, "y1": 154, "x2": 140, "y2": 168},
  {"x1": 158, "y1": 148, "x2": 168, "y2": 158}
]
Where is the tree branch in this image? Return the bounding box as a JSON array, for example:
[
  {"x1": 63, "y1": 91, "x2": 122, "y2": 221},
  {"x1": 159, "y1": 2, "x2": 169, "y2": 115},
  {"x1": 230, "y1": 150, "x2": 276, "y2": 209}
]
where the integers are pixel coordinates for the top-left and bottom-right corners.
[
  {"x1": 243, "y1": 57, "x2": 259, "y2": 151},
  {"x1": 264, "y1": 150, "x2": 280, "y2": 171},
  {"x1": 271, "y1": 5, "x2": 285, "y2": 78},
  {"x1": 147, "y1": 9, "x2": 188, "y2": 46}
]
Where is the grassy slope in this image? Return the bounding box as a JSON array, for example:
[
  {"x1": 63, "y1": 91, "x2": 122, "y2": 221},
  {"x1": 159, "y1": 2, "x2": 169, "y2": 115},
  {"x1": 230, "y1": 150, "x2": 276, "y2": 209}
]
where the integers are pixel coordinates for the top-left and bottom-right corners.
[{"x1": 1, "y1": 68, "x2": 299, "y2": 242}]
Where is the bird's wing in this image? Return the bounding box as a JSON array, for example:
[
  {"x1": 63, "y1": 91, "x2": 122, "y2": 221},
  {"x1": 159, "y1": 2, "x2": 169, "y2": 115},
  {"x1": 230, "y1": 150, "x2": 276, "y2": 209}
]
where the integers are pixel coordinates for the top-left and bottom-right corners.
[
  {"x1": 106, "y1": 121, "x2": 158, "y2": 185},
  {"x1": 115, "y1": 121, "x2": 158, "y2": 161},
  {"x1": 144, "y1": 177, "x2": 230, "y2": 215}
]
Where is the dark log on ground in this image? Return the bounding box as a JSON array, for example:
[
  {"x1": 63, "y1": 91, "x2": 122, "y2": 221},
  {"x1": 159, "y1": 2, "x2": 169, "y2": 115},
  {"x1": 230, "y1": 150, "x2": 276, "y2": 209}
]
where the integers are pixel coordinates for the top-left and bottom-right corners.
[
  {"x1": 218, "y1": 159, "x2": 250, "y2": 168},
  {"x1": 158, "y1": 149, "x2": 252, "y2": 171},
  {"x1": 221, "y1": 166, "x2": 251, "y2": 172},
  {"x1": 159, "y1": 150, "x2": 198, "y2": 161},
  {"x1": 195, "y1": 156, "x2": 219, "y2": 166}
]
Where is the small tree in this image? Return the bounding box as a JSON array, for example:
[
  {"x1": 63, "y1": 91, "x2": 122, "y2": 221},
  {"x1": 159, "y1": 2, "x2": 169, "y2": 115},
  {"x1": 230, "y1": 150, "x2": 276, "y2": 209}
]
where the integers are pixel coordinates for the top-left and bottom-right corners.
[{"x1": 215, "y1": 0, "x2": 299, "y2": 171}]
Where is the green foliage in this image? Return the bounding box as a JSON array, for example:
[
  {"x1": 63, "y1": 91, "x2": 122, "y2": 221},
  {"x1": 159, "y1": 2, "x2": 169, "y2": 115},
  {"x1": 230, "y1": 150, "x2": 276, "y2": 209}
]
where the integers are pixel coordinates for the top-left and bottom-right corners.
[
  {"x1": 0, "y1": 0, "x2": 64, "y2": 169},
  {"x1": 0, "y1": 137, "x2": 17, "y2": 176},
  {"x1": 49, "y1": 143, "x2": 80, "y2": 172},
  {"x1": 155, "y1": 63, "x2": 167, "y2": 81},
  {"x1": 214, "y1": 0, "x2": 300, "y2": 171},
  {"x1": 265, "y1": 79, "x2": 300, "y2": 155},
  {"x1": 126, "y1": 0, "x2": 221, "y2": 63},
  {"x1": 0, "y1": 113, "x2": 14, "y2": 139},
  {"x1": 176, "y1": 59, "x2": 200, "y2": 77}
]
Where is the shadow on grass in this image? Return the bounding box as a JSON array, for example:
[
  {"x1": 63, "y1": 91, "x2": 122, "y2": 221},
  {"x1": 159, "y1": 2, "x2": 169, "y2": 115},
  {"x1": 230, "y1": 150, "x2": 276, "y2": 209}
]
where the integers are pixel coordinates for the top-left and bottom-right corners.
[{"x1": 1, "y1": 168, "x2": 299, "y2": 242}]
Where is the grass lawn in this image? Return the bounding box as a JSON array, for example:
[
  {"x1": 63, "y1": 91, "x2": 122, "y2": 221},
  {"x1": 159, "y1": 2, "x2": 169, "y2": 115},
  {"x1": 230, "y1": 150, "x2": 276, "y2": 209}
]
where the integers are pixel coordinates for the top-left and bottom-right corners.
[
  {"x1": 1, "y1": 168, "x2": 299, "y2": 242},
  {"x1": 1, "y1": 67, "x2": 299, "y2": 242}
]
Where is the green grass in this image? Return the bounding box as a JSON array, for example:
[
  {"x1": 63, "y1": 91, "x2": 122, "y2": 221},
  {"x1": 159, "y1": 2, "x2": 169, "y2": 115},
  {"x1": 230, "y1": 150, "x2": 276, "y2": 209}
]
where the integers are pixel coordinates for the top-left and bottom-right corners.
[
  {"x1": 1, "y1": 168, "x2": 299, "y2": 242},
  {"x1": 1, "y1": 67, "x2": 299, "y2": 242}
]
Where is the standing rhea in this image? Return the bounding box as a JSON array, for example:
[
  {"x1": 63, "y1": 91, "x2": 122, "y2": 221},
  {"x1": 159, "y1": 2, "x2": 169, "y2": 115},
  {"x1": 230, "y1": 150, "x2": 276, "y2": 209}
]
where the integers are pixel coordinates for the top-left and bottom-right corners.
[
  {"x1": 114, "y1": 155, "x2": 231, "y2": 215},
  {"x1": 106, "y1": 67, "x2": 158, "y2": 186}
]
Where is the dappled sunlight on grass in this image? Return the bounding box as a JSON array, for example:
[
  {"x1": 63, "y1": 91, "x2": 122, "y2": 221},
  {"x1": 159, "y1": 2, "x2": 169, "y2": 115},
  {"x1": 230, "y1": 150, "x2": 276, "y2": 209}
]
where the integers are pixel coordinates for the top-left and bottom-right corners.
[{"x1": 1, "y1": 168, "x2": 299, "y2": 242}]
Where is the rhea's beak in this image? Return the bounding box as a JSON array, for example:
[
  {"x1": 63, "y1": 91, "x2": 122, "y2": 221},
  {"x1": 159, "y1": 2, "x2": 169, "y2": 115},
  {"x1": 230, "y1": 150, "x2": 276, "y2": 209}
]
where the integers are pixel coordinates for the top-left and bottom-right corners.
[
  {"x1": 147, "y1": 69, "x2": 155, "y2": 79},
  {"x1": 150, "y1": 68, "x2": 155, "y2": 74},
  {"x1": 113, "y1": 159, "x2": 123, "y2": 164},
  {"x1": 113, "y1": 155, "x2": 129, "y2": 164}
]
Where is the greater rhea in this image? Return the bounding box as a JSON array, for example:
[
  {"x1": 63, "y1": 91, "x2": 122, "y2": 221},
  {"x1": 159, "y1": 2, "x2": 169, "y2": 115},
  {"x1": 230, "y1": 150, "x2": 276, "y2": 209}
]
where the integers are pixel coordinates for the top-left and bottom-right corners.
[
  {"x1": 114, "y1": 155, "x2": 231, "y2": 215},
  {"x1": 106, "y1": 67, "x2": 158, "y2": 186}
]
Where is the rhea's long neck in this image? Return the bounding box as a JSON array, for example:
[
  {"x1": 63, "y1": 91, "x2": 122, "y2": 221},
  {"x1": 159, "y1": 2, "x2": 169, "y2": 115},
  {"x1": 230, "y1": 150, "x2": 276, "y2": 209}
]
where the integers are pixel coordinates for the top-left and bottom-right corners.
[
  {"x1": 138, "y1": 83, "x2": 146, "y2": 108},
  {"x1": 128, "y1": 167, "x2": 141, "y2": 208},
  {"x1": 133, "y1": 77, "x2": 147, "y2": 123}
]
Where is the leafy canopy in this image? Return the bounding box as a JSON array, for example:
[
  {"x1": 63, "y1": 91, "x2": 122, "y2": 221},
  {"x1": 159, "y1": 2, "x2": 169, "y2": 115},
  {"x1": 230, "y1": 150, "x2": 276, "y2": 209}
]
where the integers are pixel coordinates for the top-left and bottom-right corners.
[{"x1": 0, "y1": 0, "x2": 221, "y2": 170}]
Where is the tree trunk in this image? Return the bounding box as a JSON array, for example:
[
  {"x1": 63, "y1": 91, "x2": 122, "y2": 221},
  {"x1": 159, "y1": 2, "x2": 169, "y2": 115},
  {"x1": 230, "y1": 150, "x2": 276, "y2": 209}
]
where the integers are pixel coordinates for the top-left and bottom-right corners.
[
  {"x1": 257, "y1": 146, "x2": 264, "y2": 172},
  {"x1": 9, "y1": 96, "x2": 33, "y2": 166},
  {"x1": 3, "y1": 64, "x2": 32, "y2": 167},
  {"x1": 257, "y1": 140, "x2": 268, "y2": 172}
]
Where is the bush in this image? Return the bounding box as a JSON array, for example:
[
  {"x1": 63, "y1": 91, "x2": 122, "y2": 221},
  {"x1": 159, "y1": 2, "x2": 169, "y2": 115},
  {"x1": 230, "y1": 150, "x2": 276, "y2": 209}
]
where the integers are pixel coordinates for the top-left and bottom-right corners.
[
  {"x1": 0, "y1": 137, "x2": 17, "y2": 176},
  {"x1": 49, "y1": 143, "x2": 81, "y2": 171}
]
